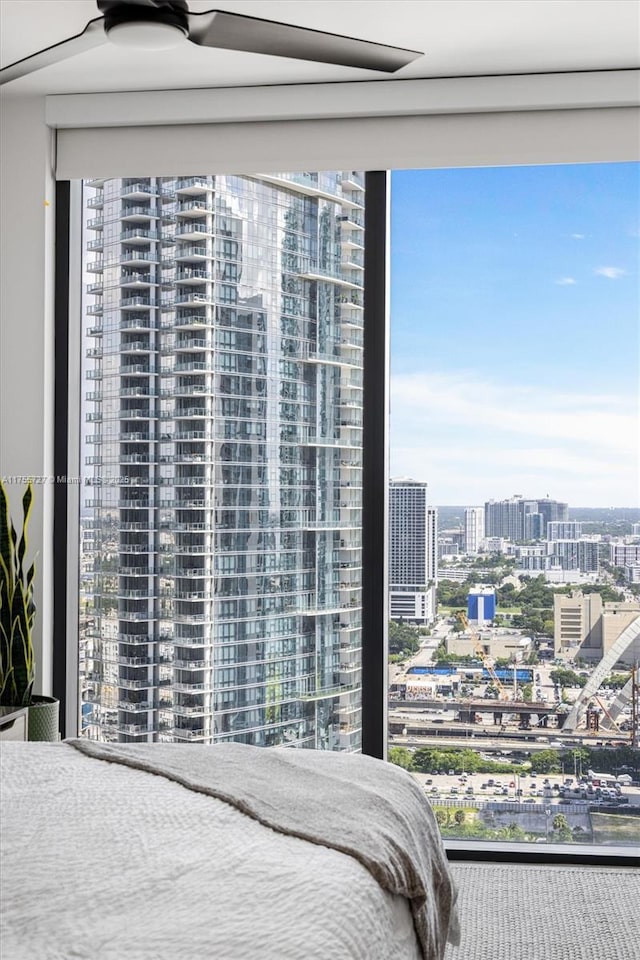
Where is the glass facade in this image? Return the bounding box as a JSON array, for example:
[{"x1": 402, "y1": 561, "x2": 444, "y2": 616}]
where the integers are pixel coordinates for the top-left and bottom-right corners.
[{"x1": 79, "y1": 172, "x2": 365, "y2": 749}]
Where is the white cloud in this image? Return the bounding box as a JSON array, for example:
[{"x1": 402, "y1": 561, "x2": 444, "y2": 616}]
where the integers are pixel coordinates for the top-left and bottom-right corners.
[
  {"x1": 595, "y1": 266, "x2": 626, "y2": 279},
  {"x1": 555, "y1": 277, "x2": 576, "y2": 285},
  {"x1": 570, "y1": 233, "x2": 585, "y2": 240},
  {"x1": 389, "y1": 371, "x2": 638, "y2": 506}
]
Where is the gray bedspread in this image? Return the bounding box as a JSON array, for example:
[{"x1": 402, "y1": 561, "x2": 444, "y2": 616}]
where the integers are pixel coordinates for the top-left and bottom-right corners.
[{"x1": 69, "y1": 739, "x2": 460, "y2": 959}]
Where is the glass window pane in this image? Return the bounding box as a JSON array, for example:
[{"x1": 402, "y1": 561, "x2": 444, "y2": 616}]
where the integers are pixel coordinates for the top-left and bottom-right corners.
[{"x1": 389, "y1": 162, "x2": 640, "y2": 850}]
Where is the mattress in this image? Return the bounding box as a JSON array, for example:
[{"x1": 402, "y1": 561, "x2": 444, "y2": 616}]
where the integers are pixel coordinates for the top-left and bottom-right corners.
[{"x1": 1, "y1": 741, "x2": 459, "y2": 960}]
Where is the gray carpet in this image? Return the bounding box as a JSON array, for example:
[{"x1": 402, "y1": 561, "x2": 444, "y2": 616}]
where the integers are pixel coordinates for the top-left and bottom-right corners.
[{"x1": 444, "y1": 862, "x2": 640, "y2": 960}]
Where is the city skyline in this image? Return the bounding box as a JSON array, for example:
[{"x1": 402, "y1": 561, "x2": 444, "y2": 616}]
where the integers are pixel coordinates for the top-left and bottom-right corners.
[{"x1": 390, "y1": 161, "x2": 639, "y2": 507}]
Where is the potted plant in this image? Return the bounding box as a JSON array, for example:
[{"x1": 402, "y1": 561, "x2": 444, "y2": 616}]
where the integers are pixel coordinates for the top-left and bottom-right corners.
[{"x1": 0, "y1": 480, "x2": 59, "y2": 740}]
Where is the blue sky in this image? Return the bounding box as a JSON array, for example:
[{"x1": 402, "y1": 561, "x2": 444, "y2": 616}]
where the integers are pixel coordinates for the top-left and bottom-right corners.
[{"x1": 390, "y1": 162, "x2": 639, "y2": 508}]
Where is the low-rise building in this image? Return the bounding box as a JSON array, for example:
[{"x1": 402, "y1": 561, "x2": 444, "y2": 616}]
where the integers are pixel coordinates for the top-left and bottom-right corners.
[
  {"x1": 554, "y1": 591, "x2": 640, "y2": 665},
  {"x1": 447, "y1": 630, "x2": 532, "y2": 660}
]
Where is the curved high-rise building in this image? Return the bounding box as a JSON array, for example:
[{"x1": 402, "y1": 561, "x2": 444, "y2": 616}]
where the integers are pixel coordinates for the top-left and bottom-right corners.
[{"x1": 79, "y1": 172, "x2": 365, "y2": 751}]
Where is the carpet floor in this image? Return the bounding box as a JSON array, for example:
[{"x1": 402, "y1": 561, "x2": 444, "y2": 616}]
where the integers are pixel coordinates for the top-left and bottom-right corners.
[{"x1": 444, "y1": 862, "x2": 640, "y2": 960}]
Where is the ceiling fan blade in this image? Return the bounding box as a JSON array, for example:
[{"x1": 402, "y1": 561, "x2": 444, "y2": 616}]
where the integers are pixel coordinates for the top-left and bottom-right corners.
[
  {"x1": 187, "y1": 9, "x2": 422, "y2": 73},
  {"x1": 0, "y1": 18, "x2": 107, "y2": 86}
]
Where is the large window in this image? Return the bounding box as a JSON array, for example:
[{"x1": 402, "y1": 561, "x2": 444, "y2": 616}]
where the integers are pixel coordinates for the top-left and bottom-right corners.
[
  {"x1": 388, "y1": 161, "x2": 640, "y2": 850},
  {"x1": 64, "y1": 154, "x2": 638, "y2": 854}
]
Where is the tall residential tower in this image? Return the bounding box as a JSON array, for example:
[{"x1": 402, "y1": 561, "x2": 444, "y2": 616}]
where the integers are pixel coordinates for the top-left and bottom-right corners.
[
  {"x1": 388, "y1": 478, "x2": 438, "y2": 623},
  {"x1": 79, "y1": 172, "x2": 365, "y2": 751},
  {"x1": 464, "y1": 506, "x2": 485, "y2": 554}
]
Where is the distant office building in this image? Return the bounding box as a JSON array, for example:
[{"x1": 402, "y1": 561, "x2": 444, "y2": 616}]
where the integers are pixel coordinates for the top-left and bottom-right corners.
[
  {"x1": 550, "y1": 540, "x2": 599, "y2": 574},
  {"x1": 482, "y1": 536, "x2": 508, "y2": 554},
  {"x1": 389, "y1": 478, "x2": 437, "y2": 624},
  {"x1": 485, "y1": 496, "x2": 568, "y2": 541},
  {"x1": 464, "y1": 506, "x2": 485, "y2": 554},
  {"x1": 553, "y1": 592, "x2": 603, "y2": 660},
  {"x1": 467, "y1": 586, "x2": 496, "y2": 625},
  {"x1": 632, "y1": 523, "x2": 640, "y2": 537},
  {"x1": 610, "y1": 543, "x2": 640, "y2": 566},
  {"x1": 553, "y1": 593, "x2": 640, "y2": 665},
  {"x1": 548, "y1": 521, "x2": 582, "y2": 540},
  {"x1": 625, "y1": 565, "x2": 640, "y2": 584},
  {"x1": 389, "y1": 589, "x2": 436, "y2": 624},
  {"x1": 438, "y1": 538, "x2": 460, "y2": 560}
]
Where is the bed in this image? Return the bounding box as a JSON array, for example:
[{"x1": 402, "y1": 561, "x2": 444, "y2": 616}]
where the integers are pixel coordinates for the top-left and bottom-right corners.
[{"x1": 1, "y1": 740, "x2": 460, "y2": 960}]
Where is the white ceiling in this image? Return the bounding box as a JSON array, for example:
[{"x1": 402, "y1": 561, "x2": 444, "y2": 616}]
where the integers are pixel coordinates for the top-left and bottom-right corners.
[{"x1": 1, "y1": 0, "x2": 639, "y2": 96}]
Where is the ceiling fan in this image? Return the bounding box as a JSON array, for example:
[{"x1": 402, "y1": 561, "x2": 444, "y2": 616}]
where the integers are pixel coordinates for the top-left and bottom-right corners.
[{"x1": 0, "y1": 0, "x2": 423, "y2": 86}]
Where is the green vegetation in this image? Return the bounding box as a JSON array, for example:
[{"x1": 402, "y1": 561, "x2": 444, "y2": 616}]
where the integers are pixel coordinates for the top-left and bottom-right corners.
[
  {"x1": 388, "y1": 620, "x2": 420, "y2": 659},
  {"x1": 552, "y1": 813, "x2": 573, "y2": 842},
  {"x1": 435, "y1": 809, "x2": 532, "y2": 842},
  {"x1": 0, "y1": 482, "x2": 36, "y2": 707},
  {"x1": 436, "y1": 581, "x2": 471, "y2": 609},
  {"x1": 550, "y1": 668, "x2": 587, "y2": 688},
  {"x1": 604, "y1": 672, "x2": 631, "y2": 690},
  {"x1": 390, "y1": 744, "x2": 639, "y2": 779},
  {"x1": 397, "y1": 746, "x2": 523, "y2": 776}
]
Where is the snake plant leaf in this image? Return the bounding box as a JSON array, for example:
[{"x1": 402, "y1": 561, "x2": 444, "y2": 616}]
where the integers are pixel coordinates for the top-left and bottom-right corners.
[{"x1": 0, "y1": 481, "x2": 36, "y2": 706}]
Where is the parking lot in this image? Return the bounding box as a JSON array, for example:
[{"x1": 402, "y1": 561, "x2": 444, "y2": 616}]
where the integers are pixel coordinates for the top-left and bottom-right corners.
[{"x1": 409, "y1": 769, "x2": 638, "y2": 807}]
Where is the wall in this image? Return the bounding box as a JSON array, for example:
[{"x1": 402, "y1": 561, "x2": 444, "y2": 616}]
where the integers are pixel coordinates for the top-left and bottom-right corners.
[{"x1": 0, "y1": 94, "x2": 55, "y2": 694}]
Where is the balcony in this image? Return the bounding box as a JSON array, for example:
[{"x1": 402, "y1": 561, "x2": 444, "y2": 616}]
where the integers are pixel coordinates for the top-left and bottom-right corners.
[
  {"x1": 114, "y1": 722, "x2": 156, "y2": 735},
  {"x1": 120, "y1": 315, "x2": 152, "y2": 331},
  {"x1": 120, "y1": 204, "x2": 160, "y2": 220},
  {"x1": 339, "y1": 171, "x2": 365, "y2": 190},
  {"x1": 120, "y1": 339, "x2": 151, "y2": 353},
  {"x1": 120, "y1": 182, "x2": 156, "y2": 199},
  {"x1": 174, "y1": 244, "x2": 209, "y2": 262},
  {"x1": 174, "y1": 177, "x2": 213, "y2": 194},
  {"x1": 120, "y1": 295, "x2": 152, "y2": 309},
  {"x1": 120, "y1": 271, "x2": 153, "y2": 288},
  {"x1": 120, "y1": 363, "x2": 154, "y2": 375},
  {"x1": 118, "y1": 251, "x2": 160, "y2": 266},
  {"x1": 121, "y1": 228, "x2": 160, "y2": 243},
  {"x1": 176, "y1": 200, "x2": 214, "y2": 217},
  {"x1": 87, "y1": 259, "x2": 104, "y2": 273},
  {"x1": 338, "y1": 212, "x2": 365, "y2": 230},
  {"x1": 86, "y1": 216, "x2": 104, "y2": 230},
  {"x1": 170, "y1": 727, "x2": 209, "y2": 740},
  {"x1": 174, "y1": 312, "x2": 210, "y2": 328},
  {"x1": 117, "y1": 700, "x2": 155, "y2": 712},
  {"x1": 169, "y1": 704, "x2": 208, "y2": 718},
  {"x1": 176, "y1": 268, "x2": 213, "y2": 284},
  {"x1": 117, "y1": 677, "x2": 155, "y2": 689},
  {"x1": 174, "y1": 222, "x2": 212, "y2": 241}
]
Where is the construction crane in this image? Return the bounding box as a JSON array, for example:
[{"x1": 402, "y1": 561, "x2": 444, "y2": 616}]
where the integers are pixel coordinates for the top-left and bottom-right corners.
[{"x1": 457, "y1": 612, "x2": 510, "y2": 701}]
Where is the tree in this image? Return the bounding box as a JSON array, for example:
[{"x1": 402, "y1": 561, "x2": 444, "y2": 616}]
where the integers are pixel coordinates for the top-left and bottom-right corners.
[
  {"x1": 530, "y1": 750, "x2": 561, "y2": 774},
  {"x1": 552, "y1": 813, "x2": 569, "y2": 832},
  {"x1": 388, "y1": 746, "x2": 414, "y2": 770},
  {"x1": 434, "y1": 808, "x2": 448, "y2": 827},
  {"x1": 552, "y1": 813, "x2": 573, "y2": 842},
  {"x1": 454, "y1": 809, "x2": 466, "y2": 824},
  {"x1": 388, "y1": 620, "x2": 420, "y2": 657}
]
